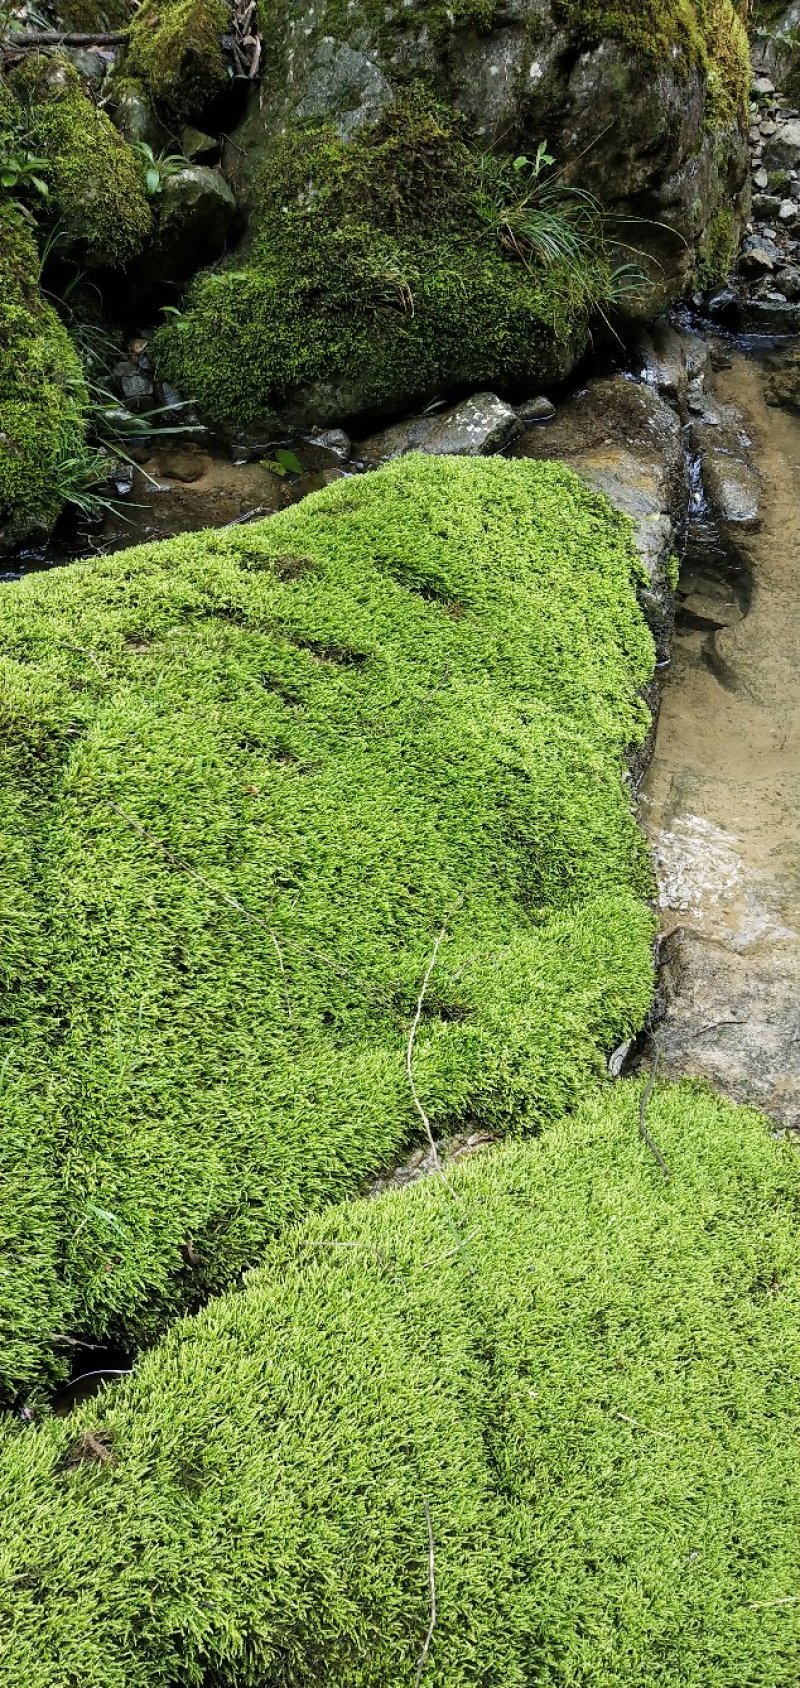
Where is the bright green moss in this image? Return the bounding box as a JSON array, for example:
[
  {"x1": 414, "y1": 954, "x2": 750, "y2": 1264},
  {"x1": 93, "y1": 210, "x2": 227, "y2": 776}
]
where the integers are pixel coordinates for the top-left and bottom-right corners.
[
  {"x1": 126, "y1": 0, "x2": 230, "y2": 121},
  {"x1": 555, "y1": 0, "x2": 750, "y2": 124},
  {"x1": 0, "y1": 456, "x2": 655, "y2": 1399},
  {"x1": 155, "y1": 104, "x2": 604, "y2": 428},
  {"x1": 9, "y1": 54, "x2": 151, "y2": 266},
  {"x1": 1, "y1": 1081, "x2": 798, "y2": 1685},
  {"x1": 0, "y1": 203, "x2": 88, "y2": 540}
]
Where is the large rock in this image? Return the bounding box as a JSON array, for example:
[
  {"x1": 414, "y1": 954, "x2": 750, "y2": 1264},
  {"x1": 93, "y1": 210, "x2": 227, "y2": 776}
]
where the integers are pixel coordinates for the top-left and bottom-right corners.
[
  {"x1": 153, "y1": 0, "x2": 749, "y2": 429},
  {"x1": 153, "y1": 166, "x2": 237, "y2": 279},
  {"x1": 763, "y1": 118, "x2": 800, "y2": 170},
  {"x1": 358, "y1": 394, "x2": 523, "y2": 462}
]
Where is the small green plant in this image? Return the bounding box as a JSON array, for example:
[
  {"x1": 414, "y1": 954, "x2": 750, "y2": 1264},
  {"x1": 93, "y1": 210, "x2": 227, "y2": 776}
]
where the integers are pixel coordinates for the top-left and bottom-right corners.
[
  {"x1": 476, "y1": 143, "x2": 647, "y2": 317},
  {"x1": 134, "y1": 140, "x2": 188, "y2": 195},
  {"x1": 260, "y1": 447, "x2": 304, "y2": 477},
  {"x1": 0, "y1": 128, "x2": 49, "y2": 214}
]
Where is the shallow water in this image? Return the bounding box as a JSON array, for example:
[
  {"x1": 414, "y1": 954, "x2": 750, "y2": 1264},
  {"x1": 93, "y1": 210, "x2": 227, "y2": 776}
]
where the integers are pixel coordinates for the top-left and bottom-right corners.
[{"x1": 641, "y1": 349, "x2": 800, "y2": 1125}]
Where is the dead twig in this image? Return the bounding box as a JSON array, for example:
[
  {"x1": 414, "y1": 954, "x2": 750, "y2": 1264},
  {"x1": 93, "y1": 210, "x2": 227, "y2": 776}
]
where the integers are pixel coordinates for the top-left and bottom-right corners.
[
  {"x1": 414, "y1": 1499, "x2": 437, "y2": 1688},
  {"x1": 638, "y1": 1050, "x2": 671, "y2": 1183},
  {"x1": 4, "y1": 28, "x2": 127, "y2": 45}
]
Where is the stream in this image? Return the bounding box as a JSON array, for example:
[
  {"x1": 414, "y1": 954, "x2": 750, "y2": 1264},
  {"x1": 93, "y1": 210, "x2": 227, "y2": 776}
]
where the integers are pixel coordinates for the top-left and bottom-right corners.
[{"x1": 643, "y1": 346, "x2": 800, "y2": 1126}]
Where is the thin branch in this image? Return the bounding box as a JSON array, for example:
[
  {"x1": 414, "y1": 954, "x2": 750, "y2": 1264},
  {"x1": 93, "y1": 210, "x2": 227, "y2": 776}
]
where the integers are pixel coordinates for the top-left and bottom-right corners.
[
  {"x1": 414, "y1": 1499, "x2": 437, "y2": 1688},
  {"x1": 4, "y1": 28, "x2": 128, "y2": 44},
  {"x1": 406, "y1": 925, "x2": 448, "y2": 1173},
  {"x1": 638, "y1": 1050, "x2": 671, "y2": 1183}
]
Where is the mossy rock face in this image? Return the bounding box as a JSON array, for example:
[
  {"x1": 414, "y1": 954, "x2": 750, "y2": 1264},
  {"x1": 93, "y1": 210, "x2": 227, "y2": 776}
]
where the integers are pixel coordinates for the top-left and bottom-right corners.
[
  {"x1": 1, "y1": 1081, "x2": 799, "y2": 1684},
  {"x1": 0, "y1": 203, "x2": 88, "y2": 542},
  {"x1": 155, "y1": 101, "x2": 598, "y2": 430},
  {"x1": 0, "y1": 455, "x2": 656, "y2": 1399},
  {"x1": 9, "y1": 54, "x2": 151, "y2": 267},
  {"x1": 157, "y1": 0, "x2": 749, "y2": 425},
  {"x1": 126, "y1": 0, "x2": 230, "y2": 122}
]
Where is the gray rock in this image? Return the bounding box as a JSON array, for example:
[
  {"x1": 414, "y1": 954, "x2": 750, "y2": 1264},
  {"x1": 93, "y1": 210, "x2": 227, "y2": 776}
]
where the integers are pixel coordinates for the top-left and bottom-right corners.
[
  {"x1": 763, "y1": 118, "x2": 800, "y2": 170},
  {"x1": 752, "y1": 75, "x2": 776, "y2": 95},
  {"x1": 698, "y1": 446, "x2": 760, "y2": 526},
  {"x1": 741, "y1": 296, "x2": 800, "y2": 331},
  {"x1": 180, "y1": 126, "x2": 220, "y2": 163},
  {"x1": 753, "y1": 165, "x2": 770, "y2": 189},
  {"x1": 294, "y1": 38, "x2": 394, "y2": 139},
  {"x1": 739, "y1": 234, "x2": 780, "y2": 272},
  {"x1": 653, "y1": 927, "x2": 800, "y2": 1130},
  {"x1": 119, "y1": 370, "x2": 155, "y2": 410},
  {"x1": 773, "y1": 262, "x2": 800, "y2": 298},
  {"x1": 306, "y1": 427, "x2": 351, "y2": 460},
  {"x1": 779, "y1": 197, "x2": 800, "y2": 222},
  {"x1": 515, "y1": 395, "x2": 556, "y2": 423},
  {"x1": 634, "y1": 318, "x2": 689, "y2": 404},
  {"x1": 155, "y1": 167, "x2": 237, "y2": 278},
  {"x1": 359, "y1": 393, "x2": 523, "y2": 461},
  {"x1": 110, "y1": 85, "x2": 168, "y2": 151}
]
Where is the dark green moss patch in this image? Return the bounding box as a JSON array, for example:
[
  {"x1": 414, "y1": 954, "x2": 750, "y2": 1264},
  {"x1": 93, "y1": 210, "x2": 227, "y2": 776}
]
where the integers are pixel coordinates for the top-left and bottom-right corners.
[
  {"x1": 0, "y1": 455, "x2": 655, "y2": 1400},
  {"x1": 555, "y1": 0, "x2": 750, "y2": 125},
  {"x1": 9, "y1": 54, "x2": 151, "y2": 267},
  {"x1": 0, "y1": 202, "x2": 88, "y2": 540},
  {"x1": 1, "y1": 1081, "x2": 798, "y2": 1684}
]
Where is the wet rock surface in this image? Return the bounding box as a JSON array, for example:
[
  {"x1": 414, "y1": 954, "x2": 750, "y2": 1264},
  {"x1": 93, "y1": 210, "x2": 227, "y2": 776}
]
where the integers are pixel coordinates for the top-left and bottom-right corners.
[
  {"x1": 357, "y1": 393, "x2": 523, "y2": 463},
  {"x1": 724, "y1": 78, "x2": 800, "y2": 330},
  {"x1": 641, "y1": 352, "x2": 800, "y2": 1128}
]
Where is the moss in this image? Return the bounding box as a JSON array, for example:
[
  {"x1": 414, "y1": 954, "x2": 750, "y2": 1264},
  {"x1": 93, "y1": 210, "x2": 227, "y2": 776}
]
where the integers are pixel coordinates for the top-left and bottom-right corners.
[
  {"x1": 126, "y1": 0, "x2": 230, "y2": 122},
  {"x1": 696, "y1": 206, "x2": 736, "y2": 289},
  {"x1": 1, "y1": 1081, "x2": 799, "y2": 1685},
  {"x1": 155, "y1": 102, "x2": 606, "y2": 428},
  {"x1": 0, "y1": 202, "x2": 88, "y2": 540},
  {"x1": 554, "y1": 0, "x2": 750, "y2": 126},
  {"x1": 53, "y1": 0, "x2": 131, "y2": 27},
  {"x1": 0, "y1": 455, "x2": 655, "y2": 1399},
  {"x1": 9, "y1": 54, "x2": 151, "y2": 267}
]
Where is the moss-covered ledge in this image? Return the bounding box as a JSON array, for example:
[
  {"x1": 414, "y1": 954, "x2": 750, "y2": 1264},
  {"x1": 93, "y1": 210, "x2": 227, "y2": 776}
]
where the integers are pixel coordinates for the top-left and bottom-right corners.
[{"x1": 0, "y1": 454, "x2": 656, "y2": 1400}]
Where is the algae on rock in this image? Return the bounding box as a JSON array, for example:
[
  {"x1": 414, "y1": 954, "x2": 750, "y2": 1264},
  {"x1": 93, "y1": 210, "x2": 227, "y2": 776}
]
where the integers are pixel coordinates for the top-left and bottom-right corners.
[
  {"x1": 126, "y1": 0, "x2": 231, "y2": 121},
  {"x1": 0, "y1": 1082, "x2": 798, "y2": 1685},
  {"x1": 0, "y1": 455, "x2": 656, "y2": 1400}
]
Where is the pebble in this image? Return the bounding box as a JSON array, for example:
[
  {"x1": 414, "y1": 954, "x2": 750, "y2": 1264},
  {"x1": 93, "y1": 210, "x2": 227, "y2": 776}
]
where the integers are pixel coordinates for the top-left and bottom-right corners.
[
  {"x1": 779, "y1": 199, "x2": 799, "y2": 223},
  {"x1": 760, "y1": 120, "x2": 778, "y2": 137},
  {"x1": 754, "y1": 166, "x2": 769, "y2": 189},
  {"x1": 753, "y1": 75, "x2": 776, "y2": 95},
  {"x1": 516, "y1": 395, "x2": 557, "y2": 423}
]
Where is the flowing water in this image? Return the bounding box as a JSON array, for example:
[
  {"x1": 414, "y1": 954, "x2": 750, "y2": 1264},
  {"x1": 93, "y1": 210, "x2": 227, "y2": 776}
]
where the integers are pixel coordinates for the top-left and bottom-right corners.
[{"x1": 641, "y1": 348, "x2": 800, "y2": 1126}]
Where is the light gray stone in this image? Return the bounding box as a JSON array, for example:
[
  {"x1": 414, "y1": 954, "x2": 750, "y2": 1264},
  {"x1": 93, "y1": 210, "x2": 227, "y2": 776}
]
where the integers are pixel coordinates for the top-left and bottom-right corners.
[{"x1": 359, "y1": 392, "x2": 523, "y2": 461}]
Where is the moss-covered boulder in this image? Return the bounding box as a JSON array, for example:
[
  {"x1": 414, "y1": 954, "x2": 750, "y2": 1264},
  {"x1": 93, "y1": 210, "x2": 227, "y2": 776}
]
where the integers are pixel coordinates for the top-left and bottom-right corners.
[
  {"x1": 0, "y1": 203, "x2": 88, "y2": 543},
  {"x1": 0, "y1": 455, "x2": 656, "y2": 1401},
  {"x1": 153, "y1": 0, "x2": 749, "y2": 427},
  {"x1": 126, "y1": 0, "x2": 230, "y2": 122},
  {"x1": 9, "y1": 55, "x2": 151, "y2": 267},
  {"x1": 1, "y1": 1081, "x2": 798, "y2": 1685}
]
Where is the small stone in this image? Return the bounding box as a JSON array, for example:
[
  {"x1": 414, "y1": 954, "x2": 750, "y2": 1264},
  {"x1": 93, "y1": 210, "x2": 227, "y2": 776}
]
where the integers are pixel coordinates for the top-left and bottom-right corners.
[
  {"x1": 307, "y1": 427, "x2": 351, "y2": 460},
  {"x1": 515, "y1": 395, "x2": 556, "y2": 423},
  {"x1": 753, "y1": 166, "x2": 769, "y2": 189},
  {"x1": 760, "y1": 119, "x2": 777, "y2": 137},
  {"x1": 761, "y1": 226, "x2": 778, "y2": 239},
  {"x1": 739, "y1": 234, "x2": 779, "y2": 273},
  {"x1": 120, "y1": 371, "x2": 154, "y2": 409},
  {"x1": 752, "y1": 75, "x2": 775, "y2": 95},
  {"x1": 779, "y1": 199, "x2": 799, "y2": 223},
  {"x1": 764, "y1": 119, "x2": 800, "y2": 170},
  {"x1": 180, "y1": 126, "x2": 219, "y2": 162},
  {"x1": 773, "y1": 263, "x2": 800, "y2": 300},
  {"x1": 157, "y1": 443, "x2": 210, "y2": 481}
]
